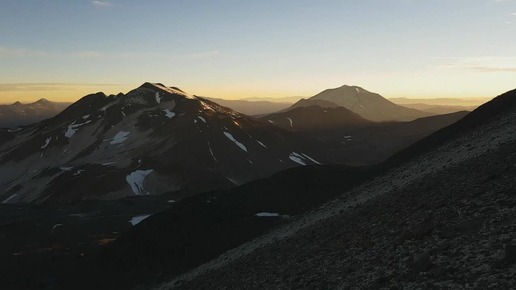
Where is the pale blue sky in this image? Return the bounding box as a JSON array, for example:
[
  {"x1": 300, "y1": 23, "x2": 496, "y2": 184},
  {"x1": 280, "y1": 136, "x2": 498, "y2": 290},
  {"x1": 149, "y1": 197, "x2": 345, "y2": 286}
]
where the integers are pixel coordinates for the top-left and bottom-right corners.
[{"x1": 0, "y1": 0, "x2": 515, "y2": 102}]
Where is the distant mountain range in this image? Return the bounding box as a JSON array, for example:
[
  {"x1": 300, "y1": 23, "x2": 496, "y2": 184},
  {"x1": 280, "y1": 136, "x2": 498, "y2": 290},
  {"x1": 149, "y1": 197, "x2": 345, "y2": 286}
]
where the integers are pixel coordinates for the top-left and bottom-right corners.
[
  {"x1": 398, "y1": 103, "x2": 477, "y2": 114},
  {"x1": 203, "y1": 97, "x2": 291, "y2": 116},
  {"x1": 0, "y1": 83, "x2": 470, "y2": 204},
  {"x1": 389, "y1": 97, "x2": 490, "y2": 106},
  {"x1": 0, "y1": 98, "x2": 71, "y2": 128}
]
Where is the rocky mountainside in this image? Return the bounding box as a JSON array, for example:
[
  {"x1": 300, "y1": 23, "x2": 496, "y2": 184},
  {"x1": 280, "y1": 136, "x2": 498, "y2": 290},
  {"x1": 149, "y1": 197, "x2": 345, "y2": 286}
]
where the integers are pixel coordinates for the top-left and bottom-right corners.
[
  {"x1": 0, "y1": 98, "x2": 71, "y2": 128},
  {"x1": 152, "y1": 89, "x2": 516, "y2": 289},
  {"x1": 0, "y1": 83, "x2": 321, "y2": 204},
  {"x1": 309, "y1": 85, "x2": 434, "y2": 121}
]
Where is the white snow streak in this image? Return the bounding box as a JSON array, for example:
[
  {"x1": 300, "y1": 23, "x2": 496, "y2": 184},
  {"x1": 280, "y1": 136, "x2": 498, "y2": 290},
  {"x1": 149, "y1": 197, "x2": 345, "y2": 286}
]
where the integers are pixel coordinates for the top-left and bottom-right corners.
[
  {"x1": 129, "y1": 214, "x2": 151, "y2": 226},
  {"x1": 64, "y1": 120, "x2": 92, "y2": 138},
  {"x1": 155, "y1": 92, "x2": 162, "y2": 104},
  {"x1": 198, "y1": 116, "x2": 207, "y2": 123},
  {"x1": 286, "y1": 117, "x2": 293, "y2": 128},
  {"x1": 2, "y1": 194, "x2": 18, "y2": 204},
  {"x1": 126, "y1": 169, "x2": 154, "y2": 195},
  {"x1": 223, "y1": 132, "x2": 247, "y2": 152},
  {"x1": 289, "y1": 152, "x2": 320, "y2": 166},
  {"x1": 110, "y1": 131, "x2": 130, "y2": 145},
  {"x1": 41, "y1": 137, "x2": 51, "y2": 149},
  {"x1": 257, "y1": 140, "x2": 268, "y2": 148},
  {"x1": 208, "y1": 142, "x2": 218, "y2": 162},
  {"x1": 163, "y1": 109, "x2": 176, "y2": 119},
  {"x1": 255, "y1": 212, "x2": 280, "y2": 217},
  {"x1": 289, "y1": 152, "x2": 306, "y2": 165},
  {"x1": 300, "y1": 153, "x2": 321, "y2": 165}
]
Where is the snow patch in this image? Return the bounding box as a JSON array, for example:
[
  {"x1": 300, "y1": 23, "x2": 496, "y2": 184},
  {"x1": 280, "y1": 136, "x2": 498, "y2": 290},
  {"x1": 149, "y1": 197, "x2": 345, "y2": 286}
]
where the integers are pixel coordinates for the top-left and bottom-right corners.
[
  {"x1": 2, "y1": 194, "x2": 18, "y2": 204},
  {"x1": 73, "y1": 170, "x2": 85, "y2": 176},
  {"x1": 268, "y1": 120, "x2": 274, "y2": 124},
  {"x1": 64, "y1": 120, "x2": 92, "y2": 138},
  {"x1": 226, "y1": 176, "x2": 238, "y2": 184},
  {"x1": 163, "y1": 109, "x2": 176, "y2": 119},
  {"x1": 41, "y1": 137, "x2": 51, "y2": 149},
  {"x1": 155, "y1": 91, "x2": 162, "y2": 104},
  {"x1": 300, "y1": 153, "x2": 321, "y2": 165},
  {"x1": 200, "y1": 101, "x2": 215, "y2": 112},
  {"x1": 223, "y1": 132, "x2": 247, "y2": 152},
  {"x1": 129, "y1": 214, "x2": 151, "y2": 226},
  {"x1": 286, "y1": 117, "x2": 293, "y2": 128},
  {"x1": 255, "y1": 212, "x2": 280, "y2": 217},
  {"x1": 82, "y1": 114, "x2": 90, "y2": 120},
  {"x1": 257, "y1": 140, "x2": 268, "y2": 148},
  {"x1": 110, "y1": 131, "x2": 130, "y2": 145},
  {"x1": 52, "y1": 224, "x2": 63, "y2": 231},
  {"x1": 198, "y1": 116, "x2": 207, "y2": 123},
  {"x1": 355, "y1": 87, "x2": 360, "y2": 93},
  {"x1": 289, "y1": 152, "x2": 320, "y2": 166},
  {"x1": 126, "y1": 169, "x2": 154, "y2": 195},
  {"x1": 289, "y1": 152, "x2": 306, "y2": 165},
  {"x1": 60, "y1": 167, "x2": 73, "y2": 171},
  {"x1": 208, "y1": 142, "x2": 218, "y2": 162}
]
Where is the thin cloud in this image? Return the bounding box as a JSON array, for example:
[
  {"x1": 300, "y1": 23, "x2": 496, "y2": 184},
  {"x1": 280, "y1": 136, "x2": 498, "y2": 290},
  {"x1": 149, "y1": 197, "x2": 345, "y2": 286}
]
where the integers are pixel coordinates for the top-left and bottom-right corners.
[
  {"x1": 435, "y1": 57, "x2": 516, "y2": 73},
  {"x1": 91, "y1": 1, "x2": 112, "y2": 8},
  {"x1": 0, "y1": 83, "x2": 121, "y2": 92}
]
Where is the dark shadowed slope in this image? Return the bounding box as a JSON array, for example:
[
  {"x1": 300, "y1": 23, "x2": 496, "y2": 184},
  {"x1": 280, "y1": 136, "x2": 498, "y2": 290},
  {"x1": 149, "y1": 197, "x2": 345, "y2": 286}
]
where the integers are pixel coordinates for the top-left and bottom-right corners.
[
  {"x1": 310, "y1": 85, "x2": 434, "y2": 121},
  {"x1": 0, "y1": 99, "x2": 71, "y2": 128},
  {"x1": 155, "y1": 89, "x2": 516, "y2": 289},
  {"x1": 259, "y1": 105, "x2": 373, "y2": 132},
  {"x1": 66, "y1": 165, "x2": 378, "y2": 290}
]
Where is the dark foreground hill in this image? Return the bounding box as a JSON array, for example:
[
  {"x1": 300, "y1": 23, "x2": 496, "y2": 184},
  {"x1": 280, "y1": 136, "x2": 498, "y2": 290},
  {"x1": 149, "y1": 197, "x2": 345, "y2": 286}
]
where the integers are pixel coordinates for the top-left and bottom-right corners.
[{"x1": 153, "y1": 89, "x2": 516, "y2": 289}]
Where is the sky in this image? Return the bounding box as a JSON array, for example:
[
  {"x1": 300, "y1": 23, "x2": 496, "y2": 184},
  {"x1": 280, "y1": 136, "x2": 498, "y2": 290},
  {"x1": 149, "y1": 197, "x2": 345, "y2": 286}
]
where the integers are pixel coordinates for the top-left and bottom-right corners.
[{"x1": 0, "y1": 0, "x2": 515, "y2": 103}]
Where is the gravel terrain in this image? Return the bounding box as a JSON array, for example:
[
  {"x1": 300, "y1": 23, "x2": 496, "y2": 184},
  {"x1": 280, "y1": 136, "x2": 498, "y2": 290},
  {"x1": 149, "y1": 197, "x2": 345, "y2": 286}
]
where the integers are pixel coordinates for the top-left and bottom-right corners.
[{"x1": 158, "y1": 104, "x2": 516, "y2": 289}]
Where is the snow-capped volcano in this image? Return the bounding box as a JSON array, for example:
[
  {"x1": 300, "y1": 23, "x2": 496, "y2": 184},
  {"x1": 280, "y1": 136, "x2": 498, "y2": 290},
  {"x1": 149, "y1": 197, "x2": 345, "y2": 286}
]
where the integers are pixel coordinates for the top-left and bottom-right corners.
[{"x1": 0, "y1": 83, "x2": 320, "y2": 204}]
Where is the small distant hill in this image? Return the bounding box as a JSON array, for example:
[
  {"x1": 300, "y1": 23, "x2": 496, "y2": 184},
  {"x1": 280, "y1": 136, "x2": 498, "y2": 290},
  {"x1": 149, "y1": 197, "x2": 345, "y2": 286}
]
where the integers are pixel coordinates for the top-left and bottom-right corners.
[{"x1": 0, "y1": 98, "x2": 71, "y2": 128}]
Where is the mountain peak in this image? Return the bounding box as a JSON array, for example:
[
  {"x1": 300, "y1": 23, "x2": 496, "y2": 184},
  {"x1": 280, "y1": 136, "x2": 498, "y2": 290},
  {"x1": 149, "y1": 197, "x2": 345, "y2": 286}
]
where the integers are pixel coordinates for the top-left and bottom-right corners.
[
  {"x1": 138, "y1": 82, "x2": 195, "y2": 99},
  {"x1": 310, "y1": 85, "x2": 433, "y2": 122},
  {"x1": 35, "y1": 98, "x2": 51, "y2": 104}
]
